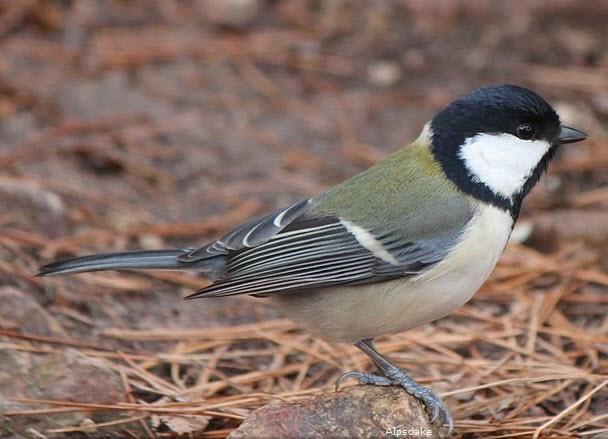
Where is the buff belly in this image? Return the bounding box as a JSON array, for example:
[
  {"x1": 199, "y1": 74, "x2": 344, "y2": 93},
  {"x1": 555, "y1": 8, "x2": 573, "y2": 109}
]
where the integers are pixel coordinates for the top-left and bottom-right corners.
[{"x1": 271, "y1": 204, "x2": 513, "y2": 343}]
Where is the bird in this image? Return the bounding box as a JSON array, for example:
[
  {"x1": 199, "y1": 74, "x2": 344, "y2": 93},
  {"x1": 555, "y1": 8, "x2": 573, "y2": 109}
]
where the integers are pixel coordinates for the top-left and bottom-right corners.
[{"x1": 39, "y1": 84, "x2": 587, "y2": 434}]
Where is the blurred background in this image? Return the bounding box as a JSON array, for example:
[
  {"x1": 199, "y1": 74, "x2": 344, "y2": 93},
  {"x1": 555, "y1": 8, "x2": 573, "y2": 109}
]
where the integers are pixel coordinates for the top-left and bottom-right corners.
[{"x1": 0, "y1": 1, "x2": 607, "y2": 437}]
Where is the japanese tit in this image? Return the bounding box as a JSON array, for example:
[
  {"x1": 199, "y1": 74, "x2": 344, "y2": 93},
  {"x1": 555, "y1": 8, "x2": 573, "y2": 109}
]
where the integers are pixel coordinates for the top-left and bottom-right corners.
[{"x1": 39, "y1": 84, "x2": 588, "y2": 433}]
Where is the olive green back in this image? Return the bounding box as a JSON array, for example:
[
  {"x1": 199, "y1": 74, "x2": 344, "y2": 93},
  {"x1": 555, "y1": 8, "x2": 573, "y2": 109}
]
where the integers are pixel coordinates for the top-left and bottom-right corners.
[{"x1": 312, "y1": 140, "x2": 474, "y2": 241}]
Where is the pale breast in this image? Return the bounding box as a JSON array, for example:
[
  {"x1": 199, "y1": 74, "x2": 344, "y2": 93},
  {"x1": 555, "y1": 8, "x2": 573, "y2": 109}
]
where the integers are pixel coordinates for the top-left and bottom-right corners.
[{"x1": 271, "y1": 203, "x2": 513, "y2": 343}]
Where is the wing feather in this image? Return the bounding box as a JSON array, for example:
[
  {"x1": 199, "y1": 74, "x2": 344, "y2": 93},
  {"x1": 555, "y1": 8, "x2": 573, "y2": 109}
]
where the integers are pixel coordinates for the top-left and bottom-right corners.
[
  {"x1": 180, "y1": 198, "x2": 472, "y2": 299},
  {"x1": 178, "y1": 199, "x2": 312, "y2": 262}
]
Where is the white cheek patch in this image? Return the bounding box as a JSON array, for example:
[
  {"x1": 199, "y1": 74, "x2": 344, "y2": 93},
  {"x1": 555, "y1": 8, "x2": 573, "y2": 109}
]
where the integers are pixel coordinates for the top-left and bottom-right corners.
[{"x1": 458, "y1": 133, "x2": 551, "y2": 199}]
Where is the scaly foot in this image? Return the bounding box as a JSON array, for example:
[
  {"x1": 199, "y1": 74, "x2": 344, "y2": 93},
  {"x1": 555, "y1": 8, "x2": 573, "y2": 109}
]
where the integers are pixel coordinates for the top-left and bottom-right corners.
[{"x1": 336, "y1": 368, "x2": 453, "y2": 435}]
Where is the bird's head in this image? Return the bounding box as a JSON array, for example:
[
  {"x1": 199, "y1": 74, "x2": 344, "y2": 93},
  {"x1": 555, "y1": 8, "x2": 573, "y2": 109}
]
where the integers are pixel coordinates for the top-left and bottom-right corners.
[{"x1": 428, "y1": 84, "x2": 587, "y2": 216}]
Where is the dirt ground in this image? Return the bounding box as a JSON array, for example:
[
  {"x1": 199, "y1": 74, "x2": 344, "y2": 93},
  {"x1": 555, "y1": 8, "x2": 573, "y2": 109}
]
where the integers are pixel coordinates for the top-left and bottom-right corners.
[{"x1": 0, "y1": 1, "x2": 607, "y2": 438}]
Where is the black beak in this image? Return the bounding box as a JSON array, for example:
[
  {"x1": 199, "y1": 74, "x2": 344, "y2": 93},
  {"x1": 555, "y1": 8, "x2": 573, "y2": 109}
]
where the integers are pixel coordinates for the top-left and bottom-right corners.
[{"x1": 557, "y1": 125, "x2": 588, "y2": 144}]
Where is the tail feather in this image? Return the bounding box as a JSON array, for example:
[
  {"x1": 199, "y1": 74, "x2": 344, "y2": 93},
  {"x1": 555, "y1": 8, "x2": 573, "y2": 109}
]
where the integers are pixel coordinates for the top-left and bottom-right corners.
[{"x1": 38, "y1": 249, "x2": 192, "y2": 276}]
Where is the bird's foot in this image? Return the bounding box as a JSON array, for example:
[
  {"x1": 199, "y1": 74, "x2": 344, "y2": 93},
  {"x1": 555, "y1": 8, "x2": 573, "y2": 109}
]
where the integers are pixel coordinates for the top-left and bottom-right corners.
[
  {"x1": 382, "y1": 365, "x2": 453, "y2": 434},
  {"x1": 336, "y1": 368, "x2": 454, "y2": 436},
  {"x1": 335, "y1": 370, "x2": 392, "y2": 390}
]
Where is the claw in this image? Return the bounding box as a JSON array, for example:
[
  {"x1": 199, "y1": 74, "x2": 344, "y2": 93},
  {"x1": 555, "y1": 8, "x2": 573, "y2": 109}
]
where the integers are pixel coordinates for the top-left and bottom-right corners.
[
  {"x1": 335, "y1": 370, "x2": 359, "y2": 391},
  {"x1": 430, "y1": 407, "x2": 439, "y2": 423},
  {"x1": 446, "y1": 414, "x2": 455, "y2": 436},
  {"x1": 335, "y1": 370, "x2": 392, "y2": 391}
]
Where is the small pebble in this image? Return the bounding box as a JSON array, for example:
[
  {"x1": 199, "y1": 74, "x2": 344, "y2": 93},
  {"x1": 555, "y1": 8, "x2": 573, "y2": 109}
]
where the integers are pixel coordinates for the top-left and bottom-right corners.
[
  {"x1": 201, "y1": 0, "x2": 260, "y2": 28},
  {"x1": 366, "y1": 61, "x2": 402, "y2": 87}
]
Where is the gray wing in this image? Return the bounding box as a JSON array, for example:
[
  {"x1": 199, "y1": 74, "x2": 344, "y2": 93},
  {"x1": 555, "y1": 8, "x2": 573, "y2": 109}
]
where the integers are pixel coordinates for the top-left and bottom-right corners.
[
  {"x1": 186, "y1": 200, "x2": 473, "y2": 298},
  {"x1": 178, "y1": 199, "x2": 312, "y2": 261}
]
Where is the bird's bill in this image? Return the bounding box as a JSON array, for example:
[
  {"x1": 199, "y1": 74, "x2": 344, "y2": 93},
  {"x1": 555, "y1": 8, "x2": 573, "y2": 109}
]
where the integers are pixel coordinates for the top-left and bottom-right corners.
[{"x1": 557, "y1": 125, "x2": 588, "y2": 144}]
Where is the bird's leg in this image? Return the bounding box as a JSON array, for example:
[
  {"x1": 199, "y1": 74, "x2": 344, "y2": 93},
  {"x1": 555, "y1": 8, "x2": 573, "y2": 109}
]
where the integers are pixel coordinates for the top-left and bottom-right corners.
[{"x1": 336, "y1": 338, "x2": 453, "y2": 434}]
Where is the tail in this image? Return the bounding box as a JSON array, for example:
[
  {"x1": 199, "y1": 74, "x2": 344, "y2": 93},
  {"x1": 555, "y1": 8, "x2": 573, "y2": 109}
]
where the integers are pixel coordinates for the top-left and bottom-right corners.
[{"x1": 38, "y1": 249, "x2": 194, "y2": 276}]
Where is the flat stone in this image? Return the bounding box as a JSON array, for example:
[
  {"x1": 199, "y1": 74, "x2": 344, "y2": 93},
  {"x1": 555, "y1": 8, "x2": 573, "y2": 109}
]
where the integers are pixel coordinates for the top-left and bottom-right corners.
[
  {"x1": 0, "y1": 178, "x2": 66, "y2": 237},
  {"x1": 0, "y1": 287, "x2": 67, "y2": 337},
  {"x1": 200, "y1": 0, "x2": 261, "y2": 28},
  {"x1": 229, "y1": 385, "x2": 442, "y2": 438},
  {"x1": 0, "y1": 349, "x2": 138, "y2": 438},
  {"x1": 56, "y1": 71, "x2": 171, "y2": 121}
]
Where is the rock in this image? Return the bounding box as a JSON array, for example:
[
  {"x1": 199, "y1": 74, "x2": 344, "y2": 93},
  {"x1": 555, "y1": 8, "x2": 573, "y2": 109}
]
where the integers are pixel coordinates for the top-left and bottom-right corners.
[
  {"x1": 0, "y1": 287, "x2": 67, "y2": 337},
  {"x1": 0, "y1": 349, "x2": 124, "y2": 404},
  {"x1": 0, "y1": 349, "x2": 137, "y2": 438},
  {"x1": 0, "y1": 177, "x2": 66, "y2": 237},
  {"x1": 200, "y1": 0, "x2": 260, "y2": 29},
  {"x1": 367, "y1": 61, "x2": 403, "y2": 87},
  {"x1": 229, "y1": 385, "x2": 442, "y2": 438},
  {"x1": 591, "y1": 93, "x2": 608, "y2": 116},
  {"x1": 56, "y1": 72, "x2": 171, "y2": 121},
  {"x1": 0, "y1": 112, "x2": 39, "y2": 149}
]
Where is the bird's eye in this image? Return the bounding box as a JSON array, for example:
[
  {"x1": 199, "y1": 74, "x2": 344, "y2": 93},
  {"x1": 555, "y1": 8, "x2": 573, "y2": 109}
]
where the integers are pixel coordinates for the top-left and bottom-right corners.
[{"x1": 517, "y1": 124, "x2": 535, "y2": 140}]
